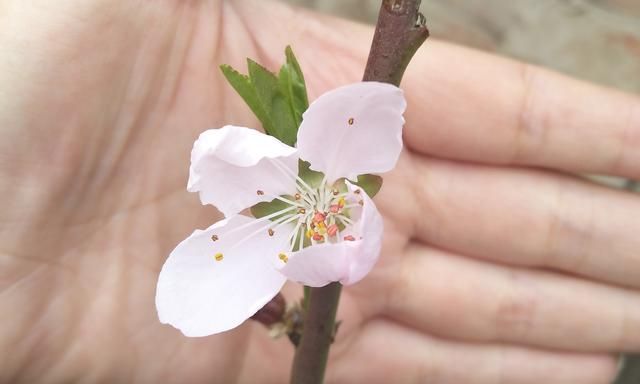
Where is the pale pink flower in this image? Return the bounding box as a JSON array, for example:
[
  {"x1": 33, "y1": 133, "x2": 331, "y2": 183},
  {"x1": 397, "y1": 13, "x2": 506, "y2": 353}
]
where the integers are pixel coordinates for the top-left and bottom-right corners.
[{"x1": 156, "y1": 82, "x2": 406, "y2": 336}]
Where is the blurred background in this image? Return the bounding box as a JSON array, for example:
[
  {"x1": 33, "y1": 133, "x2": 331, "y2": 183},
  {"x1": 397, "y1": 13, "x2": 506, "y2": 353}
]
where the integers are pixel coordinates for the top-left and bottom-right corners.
[{"x1": 282, "y1": 1, "x2": 640, "y2": 383}]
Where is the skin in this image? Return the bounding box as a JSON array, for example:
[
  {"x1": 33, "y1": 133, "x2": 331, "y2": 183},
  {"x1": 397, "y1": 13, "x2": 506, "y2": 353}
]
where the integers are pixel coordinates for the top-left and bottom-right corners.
[{"x1": 1, "y1": 0, "x2": 639, "y2": 383}]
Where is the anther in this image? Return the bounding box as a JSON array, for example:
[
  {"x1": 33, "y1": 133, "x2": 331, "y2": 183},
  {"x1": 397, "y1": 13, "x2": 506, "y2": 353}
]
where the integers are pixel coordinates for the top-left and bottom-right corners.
[
  {"x1": 348, "y1": 117, "x2": 354, "y2": 125},
  {"x1": 298, "y1": 208, "x2": 306, "y2": 214},
  {"x1": 344, "y1": 235, "x2": 355, "y2": 241},
  {"x1": 211, "y1": 234, "x2": 219, "y2": 242},
  {"x1": 294, "y1": 193, "x2": 301, "y2": 200},
  {"x1": 358, "y1": 200, "x2": 364, "y2": 206},
  {"x1": 214, "y1": 252, "x2": 224, "y2": 261},
  {"x1": 338, "y1": 197, "x2": 346, "y2": 208},
  {"x1": 332, "y1": 188, "x2": 339, "y2": 196},
  {"x1": 268, "y1": 228, "x2": 274, "y2": 237},
  {"x1": 354, "y1": 189, "x2": 361, "y2": 194},
  {"x1": 313, "y1": 212, "x2": 326, "y2": 223},
  {"x1": 256, "y1": 190, "x2": 264, "y2": 195},
  {"x1": 279, "y1": 253, "x2": 289, "y2": 263}
]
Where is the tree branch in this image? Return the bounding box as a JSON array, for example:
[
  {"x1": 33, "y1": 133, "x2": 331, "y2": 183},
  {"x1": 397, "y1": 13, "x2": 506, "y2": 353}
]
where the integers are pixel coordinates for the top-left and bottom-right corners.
[
  {"x1": 363, "y1": 0, "x2": 429, "y2": 86},
  {"x1": 289, "y1": 2, "x2": 428, "y2": 384},
  {"x1": 289, "y1": 282, "x2": 342, "y2": 384}
]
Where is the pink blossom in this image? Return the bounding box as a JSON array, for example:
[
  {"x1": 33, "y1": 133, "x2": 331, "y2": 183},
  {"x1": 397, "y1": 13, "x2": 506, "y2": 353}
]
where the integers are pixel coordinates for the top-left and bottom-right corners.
[{"x1": 156, "y1": 82, "x2": 406, "y2": 337}]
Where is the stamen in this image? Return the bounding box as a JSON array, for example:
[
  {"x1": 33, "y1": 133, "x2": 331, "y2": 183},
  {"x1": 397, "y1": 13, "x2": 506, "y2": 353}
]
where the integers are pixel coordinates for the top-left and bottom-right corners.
[
  {"x1": 211, "y1": 234, "x2": 219, "y2": 242},
  {"x1": 256, "y1": 190, "x2": 264, "y2": 195},
  {"x1": 230, "y1": 213, "x2": 300, "y2": 251},
  {"x1": 354, "y1": 189, "x2": 361, "y2": 194},
  {"x1": 272, "y1": 159, "x2": 318, "y2": 202},
  {"x1": 278, "y1": 253, "x2": 289, "y2": 263},
  {"x1": 313, "y1": 212, "x2": 326, "y2": 223},
  {"x1": 332, "y1": 188, "x2": 339, "y2": 196},
  {"x1": 295, "y1": 193, "x2": 301, "y2": 200},
  {"x1": 298, "y1": 208, "x2": 306, "y2": 214},
  {"x1": 268, "y1": 228, "x2": 274, "y2": 236},
  {"x1": 270, "y1": 194, "x2": 305, "y2": 208},
  {"x1": 222, "y1": 205, "x2": 297, "y2": 239},
  {"x1": 348, "y1": 117, "x2": 354, "y2": 125},
  {"x1": 288, "y1": 220, "x2": 304, "y2": 252},
  {"x1": 214, "y1": 252, "x2": 224, "y2": 261}
]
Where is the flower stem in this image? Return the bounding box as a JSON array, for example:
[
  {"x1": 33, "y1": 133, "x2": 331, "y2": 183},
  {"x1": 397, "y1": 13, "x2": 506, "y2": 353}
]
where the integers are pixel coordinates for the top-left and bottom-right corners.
[
  {"x1": 289, "y1": 2, "x2": 428, "y2": 384},
  {"x1": 290, "y1": 282, "x2": 342, "y2": 384}
]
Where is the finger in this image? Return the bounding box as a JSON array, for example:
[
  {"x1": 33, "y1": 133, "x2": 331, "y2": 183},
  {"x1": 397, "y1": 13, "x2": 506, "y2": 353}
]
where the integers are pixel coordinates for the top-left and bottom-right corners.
[
  {"x1": 330, "y1": 320, "x2": 617, "y2": 384},
  {"x1": 401, "y1": 41, "x2": 640, "y2": 178},
  {"x1": 247, "y1": 2, "x2": 640, "y2": 178},
  {"x1": 383, "y1": 155, "x2": 640, "y2": 289},
  {"x1": 370, "y1": 244, "x2": 640, "y2": 353}
]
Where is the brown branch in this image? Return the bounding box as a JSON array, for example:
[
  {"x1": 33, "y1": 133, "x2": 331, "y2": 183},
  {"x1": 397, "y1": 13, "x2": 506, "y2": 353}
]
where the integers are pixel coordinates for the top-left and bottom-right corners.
[
  {"x1": 289, "y1": 2, "x2": 428, "y2": 384},
  {"x1": 289, "y1": 283, "x2": 342, "y2": 384},
  {"x1": 363, "y1": 0, "x2": 429, "y2": 86}
]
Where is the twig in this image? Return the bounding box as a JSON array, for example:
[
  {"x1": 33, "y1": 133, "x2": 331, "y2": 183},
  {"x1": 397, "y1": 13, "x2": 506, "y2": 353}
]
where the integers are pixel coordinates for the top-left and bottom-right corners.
[
  {"x1": 289, "y1": 2, "x2": 428, "y2": 384},
  {"x1": 289, "y1": 283, "x2": 342, "y2": 384},
  {"x1": 363, "y1": 0, "x2": 429, "y2": 86}
]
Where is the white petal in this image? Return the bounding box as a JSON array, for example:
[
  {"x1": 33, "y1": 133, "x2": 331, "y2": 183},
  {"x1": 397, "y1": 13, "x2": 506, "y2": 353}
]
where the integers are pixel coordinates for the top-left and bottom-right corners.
[
  {"x1": 188, "y1": 126, "x2": 299, "y2": 217},
  {"x1": 276, "y1": 182, "x2": 384, "y2": 286},
  {"x1": 156, "y1": 215, "x2": 289, "y2": 337},
  {"x1": 342, "y1": 182, "x2": 384, "y2": 285},
  {"x1": 296, "y1": 82, "x2": 406, "y2": 182}
]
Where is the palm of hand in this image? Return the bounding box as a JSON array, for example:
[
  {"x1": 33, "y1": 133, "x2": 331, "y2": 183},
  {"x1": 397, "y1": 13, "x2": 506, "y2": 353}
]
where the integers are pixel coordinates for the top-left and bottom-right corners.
[{"x1": 0, "y1": 2, "x2": 415, "y2": 383}]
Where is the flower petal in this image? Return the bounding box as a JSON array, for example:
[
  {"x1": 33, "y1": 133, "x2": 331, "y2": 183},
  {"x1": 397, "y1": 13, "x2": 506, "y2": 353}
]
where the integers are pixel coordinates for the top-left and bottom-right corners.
[
  {"x1": 276, "y1": 182, "x2": 383, "y2": 286},
  {"x1": 296, "y1": 82, "x2": 406, "y2": 182},
  {"x1": 188, "y1": 126, "x2": 299, "y2": 217},
  {"x1": 156, "y1": 215, "x2": 290, "y2": 337}
]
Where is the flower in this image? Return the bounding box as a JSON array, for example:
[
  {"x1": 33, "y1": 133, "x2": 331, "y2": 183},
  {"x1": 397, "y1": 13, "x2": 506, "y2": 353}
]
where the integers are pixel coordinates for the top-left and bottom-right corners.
[{"x1": 156, "y1": 82, "x2": 406, "y2": 337}]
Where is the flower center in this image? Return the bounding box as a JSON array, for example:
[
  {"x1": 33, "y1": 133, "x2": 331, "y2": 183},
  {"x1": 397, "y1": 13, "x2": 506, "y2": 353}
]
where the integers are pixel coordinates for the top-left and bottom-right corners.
[
  {"x1": 266, "y1": 179, "x2": 363, "y2": 262},
  {"x1": 209, "y1": 162, "x2": 365, "y2": 264}
]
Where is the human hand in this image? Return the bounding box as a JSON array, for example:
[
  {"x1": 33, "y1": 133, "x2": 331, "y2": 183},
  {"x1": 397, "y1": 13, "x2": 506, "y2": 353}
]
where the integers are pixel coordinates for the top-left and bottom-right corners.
[{"x1": 1, "y1": 1, "x2": 638, "y2": 383}]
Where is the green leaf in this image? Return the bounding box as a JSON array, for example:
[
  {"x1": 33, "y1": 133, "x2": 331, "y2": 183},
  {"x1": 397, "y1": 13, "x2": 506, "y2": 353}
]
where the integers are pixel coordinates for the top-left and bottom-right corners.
[
  {"x1": 247, "y1": 59, "x2": 298, "y2": 146},
  {"x1": 352, "y1": 174, "x2": 383, "y2": 198},
  {"x1": 298, "y1": 160, "x2": 324, "y2": 188},
  {"x1": 279, "y1": 46, "x2": 309, "y2": 127},
  {"x1": 250, "y1": 198, "x2": 291, "y2": 219},
  {"x1": 220, "y1": 47, "x2": 309, "y2": 147},
  {"x1": 220, "y1": 64, "x2": 275, "y2": 134}
]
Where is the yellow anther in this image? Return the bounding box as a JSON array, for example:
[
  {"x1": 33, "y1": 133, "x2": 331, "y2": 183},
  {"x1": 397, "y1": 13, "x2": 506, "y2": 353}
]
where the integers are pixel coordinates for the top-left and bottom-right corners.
[
  {"x1": 306, "y1": 229, "x2": 314, "y2": 238},
  {"x1": 338, "y1": 197, "x2": 346, "y2": 207},
  {"x1": 214, "y1": 253, "x2": 224, "y2": 261},
  {"x1": 317, "y1": 221, "x2": 325, "y2": 229},
  {"x1": 298, "y1": 208, "x2": 306, "y2": 214},
  {"x1": 211, "y1": 234, "x2": 219, "y2": 242},
  {"x1": 279, "y1": 253, "x2": 289, "y2": 263},
  {"x1": 318, "y1": 227, "x2": 327, "y2": 235}
]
